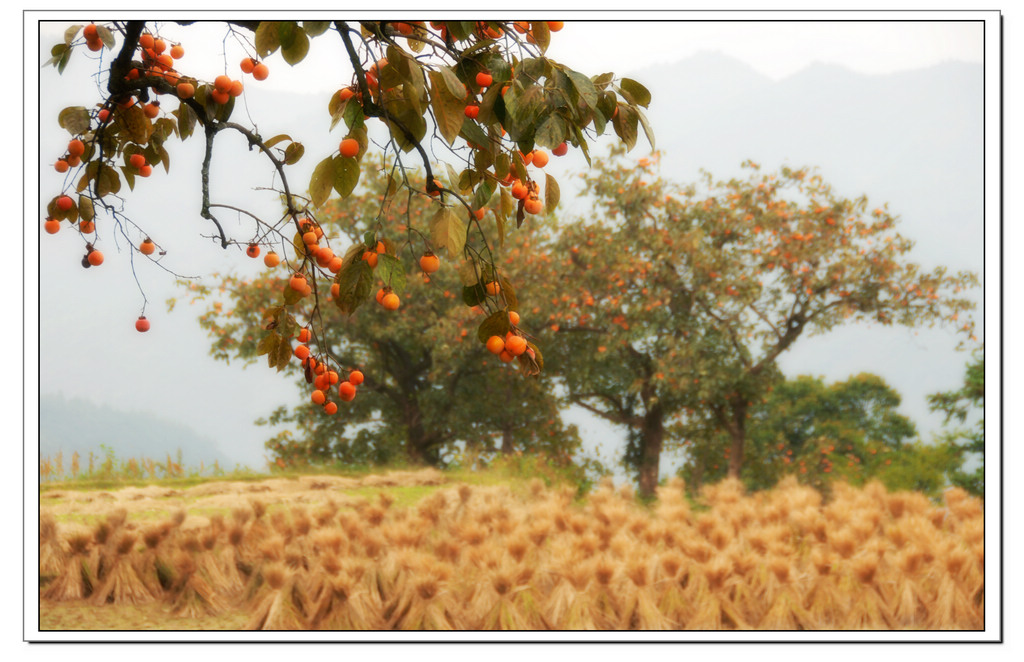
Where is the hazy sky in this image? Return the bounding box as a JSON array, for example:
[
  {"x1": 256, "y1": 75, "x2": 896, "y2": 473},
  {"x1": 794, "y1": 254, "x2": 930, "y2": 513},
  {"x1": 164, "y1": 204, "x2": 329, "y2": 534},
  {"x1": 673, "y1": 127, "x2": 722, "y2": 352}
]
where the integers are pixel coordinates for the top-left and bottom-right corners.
[{"x1": 28, "y1": 13, "x2": 996, "y2": 475}]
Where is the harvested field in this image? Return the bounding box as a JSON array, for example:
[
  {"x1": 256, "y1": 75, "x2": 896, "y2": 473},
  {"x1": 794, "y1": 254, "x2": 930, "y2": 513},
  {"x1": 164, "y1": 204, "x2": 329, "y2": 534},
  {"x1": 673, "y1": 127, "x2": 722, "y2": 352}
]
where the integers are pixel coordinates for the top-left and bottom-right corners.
[{"x1": 38, "y1": 472, "x2": 984, "y2": 631}]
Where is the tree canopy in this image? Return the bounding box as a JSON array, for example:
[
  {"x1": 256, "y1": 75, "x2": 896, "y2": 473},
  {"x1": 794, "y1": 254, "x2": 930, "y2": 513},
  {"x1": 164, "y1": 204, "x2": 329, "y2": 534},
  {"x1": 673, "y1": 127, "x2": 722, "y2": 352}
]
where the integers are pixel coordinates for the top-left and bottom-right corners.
[
  {"x1": 927, "y1": 347, "x2": 985, "y2": 497},
  {"x1": 534, "y1": 148, "x2": 977, "y2": 495},
  {"x1": 188, "y1": 164, "x2": 582, "y2": 468}
]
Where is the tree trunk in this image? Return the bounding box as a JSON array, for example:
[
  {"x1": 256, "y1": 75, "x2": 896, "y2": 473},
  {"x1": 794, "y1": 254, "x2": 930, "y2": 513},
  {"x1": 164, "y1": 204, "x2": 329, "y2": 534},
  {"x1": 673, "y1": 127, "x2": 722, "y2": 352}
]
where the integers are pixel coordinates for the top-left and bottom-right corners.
[
  {"x1": 636, "y1": 409, "x2": 665, "y2": 499},
  {"x1": 403, "y1": 402, "x2": 440, "y2": 466},
  {"x1": 500, "y1": 425, "x2": 514, "y2": 455},
  {"x1": 727, "y1": 403, "x2": 747, "y2": 479}
]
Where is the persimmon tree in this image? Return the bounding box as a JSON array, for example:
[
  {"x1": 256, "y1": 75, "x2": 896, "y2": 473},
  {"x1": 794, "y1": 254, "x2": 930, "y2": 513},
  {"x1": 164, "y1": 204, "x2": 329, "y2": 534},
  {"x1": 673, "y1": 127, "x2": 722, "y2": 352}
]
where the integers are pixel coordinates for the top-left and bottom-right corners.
[
  {"x1": 43, "y1": 19, "x2": 652, "y2": 376},
  {"x1": 538, "y1": 148, "x2": 978, "y2": 497},
  {"x1": 187, "y1": 166, "x2": 582, "y2": 467}
]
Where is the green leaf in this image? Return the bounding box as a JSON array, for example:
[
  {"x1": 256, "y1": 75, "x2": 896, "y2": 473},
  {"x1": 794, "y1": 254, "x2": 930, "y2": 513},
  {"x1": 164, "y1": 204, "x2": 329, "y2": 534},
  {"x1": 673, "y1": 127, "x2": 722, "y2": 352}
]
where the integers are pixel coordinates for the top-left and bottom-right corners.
[
  {"x1": 449, "y1": 22, "x2": 474, "y2": 42},
  {"x1": 117, "y1": 104, "x2": 154, "y2": 145},
  {"x1": 459, "y1": 118, "x2": 491, "y2": 155},
  {"x1": 64, "y1": 25, "x2": 82, "y2": 45},
  {"x1": 58, "y1": 106, "x2": 90, "y2": 135},
  {"x1": 438, "y1": 65, "x2": 467, "y2": 99},
  {"x1": 175, "y1": 102, "x2": 197, "y2": 140},
  {"x1": 619, "y1": 78, "x2": 652, "y2": 108},
  {"x1": 342, "y1": 96, "x2": 365, "y2": 131},
  {"x1": 274, "y1": 336, "x2": 292, "y2": 371},
  {"x1": 473, "y1": 180, "x2": 495, "y2": 211},
  {"x1": 534, "y1": 113, "x2": 566, "y2": 149},
  {"x1": 82, "y1": 162, "x2": 120, "y2": 197},
  {"x1": 520, "y1": 342, "x2": 543, "y2": 373},
  {"x1": 255, "y1": 22, "x2": 281, "y2": 58},
  {"x1": 478, "y1": 311, "x2": 511, "y2": 343},
  {"x1": 545, "y1": 173, "x2": 560, "y2": 213},
  {"x1": 462, "y1": 283, "x2": 487, "y2": 307},
  {"x1": 283, "y1": 284, "x2": 306, "y2": 306},
  {"x1": 257, "y1": 331, "x2": 281, "y2": 357},
  {"x1": 156, "y1": 141, "x2": 171, "y2": 174},
  {"x1": 96, "y1": 24, "x2": 115, "y2": 50},
  {"x1": 612, "y1": 104, "x2": 639, "y2": 151},
  {"x1": 334, "y1": 261, "x2": 375, "y2": 315},
  {"x1": 504, "y1": 84, "x2": 545, "y2": 134},
  {"x1": 494, "y1": 152, "x2": 510, "y2": 181},
  {"x1": 531, "y1": 21, "x2": 551, "y2": 52},
  {"x1": 377, "y1": 253, "x2": 407, "y2": 296},
  {"x1": 302, "y1": 21, "x2": 330, "y2": 37},
  {"x1": 57, "y1": 47, "x2": 71, "y2": 74},
  {"x1": 78, "y1": 196, "x2": 95, "y2": 222},
  {"x1": 46, "y1": 43, "x2": 70, "y2": 71},
  {"x1": 500, "y1": 185, "x2": 516, "y2": 218},
  {"x1": 430, "y1": 207, "x2": 468, "y2": 258},
  {"x1": 443, "y1": 162, "x2": 461, "y2": 192},
  {"x1": 332, "y1": 155, "x2": 361, "y2": 198},
  {"x1": 264, "y1": 134, "x2": 293, "y2": 149},
  {"x1": 573, "y1": 124, "x2": 592, "y2": 167},
  {"x1": 428, "y1": 70, "x2": 465, "y2": 145},
  {"x1": 637, "y1": 108, "x2": 656, "y2": 150},
  {"x1": 591, "y1": 72, "x2": 615, "y2": 90},
  {"x1": 309, "y1": 157, "x2": 334, "y2": 207},
  {"x1": 512, "y1": 151, "x2": 528, "y2": 183},
  {"x1": 499, "y1": 276, "x2": 518, "y2": 311},
  {"x1": 280, "y1": 27, "x2": 310, "y2": 66},
  {"x1": 284, "y1": 142, "x2": 305, "y2": 165},
  {"x1": 565, "y1": 70, "x2": 598, "y2": 111}
]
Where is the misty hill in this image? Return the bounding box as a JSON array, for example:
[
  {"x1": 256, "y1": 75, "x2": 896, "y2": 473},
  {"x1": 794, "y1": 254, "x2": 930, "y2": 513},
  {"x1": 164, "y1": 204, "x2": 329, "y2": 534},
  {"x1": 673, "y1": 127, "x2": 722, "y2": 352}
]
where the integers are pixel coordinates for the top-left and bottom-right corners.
[
  {"x1": 39, "y1": 393, "x2": 248, "y2": 470},
  {"x1": 630, "y1": 56, "x2": 983, "y2": 275}
]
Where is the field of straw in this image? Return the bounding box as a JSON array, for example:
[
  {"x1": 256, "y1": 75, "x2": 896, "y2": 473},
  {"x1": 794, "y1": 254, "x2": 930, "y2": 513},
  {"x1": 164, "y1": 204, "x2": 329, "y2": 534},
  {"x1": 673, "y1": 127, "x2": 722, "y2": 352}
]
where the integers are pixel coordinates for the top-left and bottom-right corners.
[{"x1": 38, "y1": 470, "x2": 984, "y2": 631}]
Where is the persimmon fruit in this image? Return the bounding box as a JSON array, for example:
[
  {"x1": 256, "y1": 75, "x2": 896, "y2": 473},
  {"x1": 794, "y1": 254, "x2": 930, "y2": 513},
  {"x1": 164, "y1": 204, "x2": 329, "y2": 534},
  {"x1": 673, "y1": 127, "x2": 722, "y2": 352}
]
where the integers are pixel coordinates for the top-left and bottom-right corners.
[
  {"x1": 505, "y1": 335, "x2": 527, "y2": 356},
  {"x1": 419, "y1": 252, "x2": 440, "y2": 273},
  {"x1": 339, "y1": 138, "x2": 360, "y2": 158},
  {"x1": 486, "y1": 336, "x2": 505, "y2": 355},
  {"x1": 381, "y1": 292, "x2": 400, "y2": 311}
]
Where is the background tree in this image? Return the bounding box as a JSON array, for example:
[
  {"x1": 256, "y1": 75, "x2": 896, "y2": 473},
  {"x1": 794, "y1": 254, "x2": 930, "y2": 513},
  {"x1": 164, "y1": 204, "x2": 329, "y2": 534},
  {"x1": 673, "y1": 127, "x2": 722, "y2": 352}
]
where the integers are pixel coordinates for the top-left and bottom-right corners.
[
  {"x1": 927, "y1": 347, "x2": 985, "y2": 497},
  {"x1": 190, "y1": 165, "x2": 582, "y2": 468},
  {"x1": 44, "y1": 20, "x2": 652, "y2": 389},
  {"x1": 537, "y1": 148, "x2": 978, "y2": 496},
  {"x1": 679, "y1": 373, "x2": 958, "y2": 496}
]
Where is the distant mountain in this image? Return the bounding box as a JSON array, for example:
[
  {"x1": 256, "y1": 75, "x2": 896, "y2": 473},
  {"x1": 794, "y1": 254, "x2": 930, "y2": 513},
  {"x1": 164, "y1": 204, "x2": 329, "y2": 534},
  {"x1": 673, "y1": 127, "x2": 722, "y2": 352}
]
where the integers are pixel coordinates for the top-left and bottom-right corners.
[
  {"x1": 628, "y1": 56, "x2": 983, "y2": 274},
  {"x1": 38, "y1": 393, "x2": 247, "y2": 470}
]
